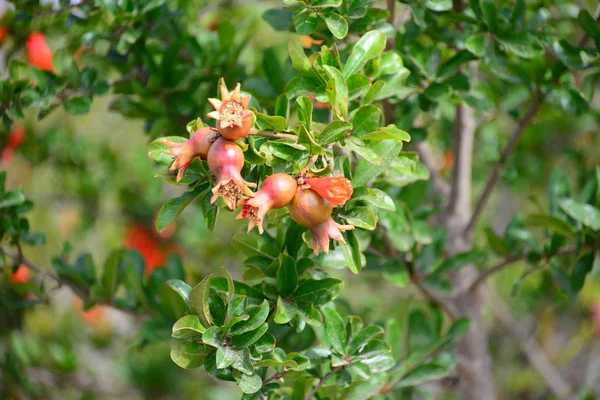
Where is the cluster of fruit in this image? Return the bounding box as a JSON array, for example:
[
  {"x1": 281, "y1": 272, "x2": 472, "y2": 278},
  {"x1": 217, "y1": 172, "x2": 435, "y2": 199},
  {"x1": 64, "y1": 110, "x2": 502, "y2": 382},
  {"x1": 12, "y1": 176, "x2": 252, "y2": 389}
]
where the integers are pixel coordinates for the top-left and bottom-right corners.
[{"x1": 160, "y1": 82, "x2": 354, "y2": 254}]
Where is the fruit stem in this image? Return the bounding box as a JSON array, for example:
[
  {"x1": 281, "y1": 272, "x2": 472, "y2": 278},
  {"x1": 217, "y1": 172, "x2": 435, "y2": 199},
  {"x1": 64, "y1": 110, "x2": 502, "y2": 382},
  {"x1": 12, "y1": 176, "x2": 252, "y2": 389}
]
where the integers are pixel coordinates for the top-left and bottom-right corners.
[{"x1": 248, "y1": 129, "x2": 298, "y2": 141}]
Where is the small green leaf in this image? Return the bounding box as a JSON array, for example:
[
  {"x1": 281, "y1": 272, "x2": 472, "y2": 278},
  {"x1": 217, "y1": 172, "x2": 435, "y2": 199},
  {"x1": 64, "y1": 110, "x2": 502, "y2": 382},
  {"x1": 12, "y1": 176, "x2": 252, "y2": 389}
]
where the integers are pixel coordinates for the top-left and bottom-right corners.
[
  {"x1": 63, "y1": 96, "x2": 92, "y2": 115},
  {"x1": 172, "y1": 315, "x2": 207, "y2": 338},
  {"x1": 323, "y1": 65, "x2": 349, "y2": 120},
  {"x1": 352, "y1": 105, "x2": 381, "y2": 137},
  {"x1": 571, "y1": 253, "x2": 595, "y2": 294},
  {"x1": 395, "y1": 363, "x2": 450, "y2": 387},
  {"x1": 319, "y1": 121, "x2": 352, "y2": 145},
  {"x1": 465, "y1": 33, "x2": 488, "y2": 57},
  {"x1": 424, "y1": 0, "x2": 452, "y2": 12},
  {"x1": 276, "y1": 254, "x2": 298, "y2": 297},
  {"x1": 424, "y1": 83, "x2": 452, "y2": 101},
  {"x1": 323, "y1": 304, "x2": 347, "y2": 354},
  {"x1": 167, "y1": 279, "x2": 192, "y2": 305},
  {"x1": 148, "y1": 136, "x2": 187, "y2": 165},
  {"x1": 230, "y1": 301, "x2": 269, "y2": 335},
  {"x1": 170, "y1": 342, "x2": 208, "y2": 369},
  {"x1": 344, "y1": 138, "x2": 382, "y2": 166},
  {"x1": 341, "y1": 230, "x2": 362, "y2": 274},
  {"x1": 238, "y1": 373, "x2": 262, "y2": 394},
  {"x1": 447, "y1": 318, "x2": 471, "y2": 340},
  {"x1": 232, "y1": 232, "x2": 280, "y2": 260},
  {"x1": 349, "y1": 326, "x2": 384, "y2": 354},
  {"x1": 432, "y1": 251, "x2": 487, "y2": 275},
  {"x1": 341, "y1": 207, "x2": 377, "y2": 230},
  {"x1": 560, "y1": 199, "x2": 600, "y2": 231},
  {"x1": 323, "y1": 12, "x2": 348, "y2": 39},
  {"x1": 362, "y1": 80, "x2": 386, "y2": 105},
  {"x1": 294, "y1": 278, "x2": 343, "y2": 305},
  {"x1": 497, "y1": 33, "x2": 545, "y2": 59},
  {"x1": 525, "y1": 214, "x2": 574, "y2": 237},
  {"x1": 274, "y1": 296, "x2": 297, "y2": 324},
  {"x1": 343, "y1": 30, "x2": 386, "y2": 78},
  {"x1": 156, "y1": 188, "x2": 204, "y2": 232},
  {"x1": 296, "y1": 96, "x2": 313, "y2": 128},
  {"x1": 232, "y1": 323, "x2": 268, "y2": 348},
  {"x1": 189, "y1": 275, "x2": 213, "y2": 328},
  {"x1": 295, "y1": 9, "x2": 319, "y2": 35},
  {"x1": 352, "y1": 140, "x2": 402, "y2": 187},
  {"x1": 253, "y1": 110, "x2": 288, "y2": 132},
  {"x1": 288, "y1": 39, "x2": 313, "y2": 75},
  {"x1": 361, "y1": 124, "x2": 410, "y2": 143}
]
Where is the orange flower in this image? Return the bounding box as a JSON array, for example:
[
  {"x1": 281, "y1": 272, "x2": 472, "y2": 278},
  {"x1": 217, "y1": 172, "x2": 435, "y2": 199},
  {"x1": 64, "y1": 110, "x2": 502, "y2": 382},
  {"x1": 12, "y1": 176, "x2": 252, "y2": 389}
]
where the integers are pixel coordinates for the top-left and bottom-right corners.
[
  {"x1": 26, "y1": 32, "x2": 54, "y2": 73},
  {"x1": 0, "y1": 26, "x2": 8, "y2": 43},
  {"x1": 2, "y1": 124, "x2": 26, "y2": 167},
  {"x1": 10, "y1": 264, "x2": 30, "y2": 284},
  {"x1": 125, "y1": 223, "x2": 180, "y2": 275},
  {"x1": 300, "y1": 36, "x2": 323, "y2": 49},
  {"x1": 74, "y1": 297, "x2": 106, "y2": 326},
  {"x1": 305, "y1": 175, "x2": 353, "y2": 206}
]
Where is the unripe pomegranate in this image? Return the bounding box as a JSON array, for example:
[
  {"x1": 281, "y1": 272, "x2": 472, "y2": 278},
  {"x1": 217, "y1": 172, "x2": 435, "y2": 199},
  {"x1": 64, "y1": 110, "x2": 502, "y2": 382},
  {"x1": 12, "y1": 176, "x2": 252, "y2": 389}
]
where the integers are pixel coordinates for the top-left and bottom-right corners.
[
  {"x1": 207, "y1": 137, "x2": 255, "y2": 210},
  {"x1": 237, "y1": 173, "x2": 297, "y2": 233},
  {"x1": 160, "y1": 127, "x2": 219, "y2": 182},
  {"x1": 207, "y1": 82, "x2": 253, "y2": 140},
  {"x1": 304, "y1": 174, "x2": 353, "y2": 206},
  {"x1": 289, "y1": 187, "x2": 354, "y2": 254},
  {"x1": 26, "y1": 32, "x2": 54, "y2": 73}
]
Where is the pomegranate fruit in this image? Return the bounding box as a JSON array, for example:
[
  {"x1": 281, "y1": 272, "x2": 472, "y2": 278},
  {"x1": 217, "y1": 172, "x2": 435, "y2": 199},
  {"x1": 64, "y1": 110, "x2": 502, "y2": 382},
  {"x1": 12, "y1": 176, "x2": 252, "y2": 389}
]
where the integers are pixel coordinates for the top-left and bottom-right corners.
[
  {"x1": 160, "y1": 127, "x2": 219, "y2": 182},
  {"x1": 207, "y1": 82, "x2": 253, "y2": 140},
  {"x1": 237, "y1": 173, "x2": 297, "y2": 233},
  {"x1": 207, "y1": 137, "x2": 255, "y2": 209},
  {"x1": 289, "y1": 187, "x2": 353, "y2": 254}
]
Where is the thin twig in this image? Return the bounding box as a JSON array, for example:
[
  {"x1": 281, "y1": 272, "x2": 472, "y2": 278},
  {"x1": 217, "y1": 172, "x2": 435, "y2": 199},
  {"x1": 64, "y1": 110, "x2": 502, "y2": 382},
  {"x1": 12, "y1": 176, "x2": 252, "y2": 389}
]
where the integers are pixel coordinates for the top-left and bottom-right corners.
[
  {"x1": 1, "y1": 245, "x2": 88, "y2": 299},
  {"x1": 301, "y1": 155, "x2": 319, "y2": 175},
  {"x1": 304, "y1": 366, "x2": 344, "y2": 400},
  {"x1": 247, "y1": 130, "x2": 298, "y2": 141},
  {"x1": 468, "y1": 245, "x2": 592, "y2": 293},
  {"x1": 263, "y1": 369, "x2": 288, "y2": 384},
  {"x1": 464, "y1": 93, "x2": 543, "y2": 236}
]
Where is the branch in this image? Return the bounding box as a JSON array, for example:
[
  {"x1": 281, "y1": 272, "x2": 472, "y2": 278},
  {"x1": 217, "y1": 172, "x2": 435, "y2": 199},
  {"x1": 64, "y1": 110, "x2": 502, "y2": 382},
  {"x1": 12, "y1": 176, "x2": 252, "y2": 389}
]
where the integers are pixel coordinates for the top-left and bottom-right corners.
[
  {"x1": 464, "y1": 93, "x2": 543, "y2": 236},
  {"x1": 468, "y1": 245, "x2": 591, "y2": 293},
  {"x1": 487, "y1": 290, "x2": 572, "y2": 399},
  {"x1": 263, "y1": 369, "x2": 288, "y2": 384},
  {"x1": 304, "y1": 366, "x2": 344, "y2": 400},
  {"x1": 414, "y1": 141, "x2": 450, "y2": 198},
  {"x1": 448, "y1": 104, "x2": 475, "y2": 218},
  {"x1": 579, "y1": 4, "x2": 600, "y2": 47},
  {"x1": 247, "y1": 130, "x2": 298, "y2": 141}
]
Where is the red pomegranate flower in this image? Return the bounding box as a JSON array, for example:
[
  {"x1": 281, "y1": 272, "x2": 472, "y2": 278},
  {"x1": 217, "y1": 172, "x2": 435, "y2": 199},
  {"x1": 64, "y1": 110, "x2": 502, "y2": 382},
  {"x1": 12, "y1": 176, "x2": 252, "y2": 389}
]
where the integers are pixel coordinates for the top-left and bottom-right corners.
[
  {"x1": 0, "y1": 26, "x2": 8, "y2": 43},
  {"x1": 207, "y1": 82, "x2": 254, "y2": 140},
  {"x1": 10, "y1": 264, "x2": 30, "y2": 284},
  {"x1": 237, "y1": 173, "x2": 297, "y2": 233},
  {"x1": 288, "y1": 187, "x2": 353, "y2": 254},
  {"x1": 2, "y1": 124, "x2": 26, "y2": 167},
  {"x1": 160, "y1": 127, "x2": 219, "y2": 182},
  {"x1": 27, "y1": 32, "x2": 54, "y2": 73},
  {"x1": 304, "y1": 174, "x2": 353, "y2": 206},
  {"x1": 207, "y1": 137, "x2": 255, "y2": 209}
]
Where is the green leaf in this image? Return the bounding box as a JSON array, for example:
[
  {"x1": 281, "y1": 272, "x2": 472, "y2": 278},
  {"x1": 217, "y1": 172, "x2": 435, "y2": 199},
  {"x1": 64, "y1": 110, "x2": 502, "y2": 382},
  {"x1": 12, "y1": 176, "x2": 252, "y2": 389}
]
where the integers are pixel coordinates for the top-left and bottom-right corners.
[
  {"x1": 172, "y1": 315, "x2": 207, "y2": 338},
  {"x1": 170, "y1": 342, "x2": 208, "y2": 369},
  {"x1": 571, "y1": 253, "x2": 595, "y2": 294},
  {"x1": 298, "y1": 124, "x2": 324, "y2": 155},
  {"x1": 424, "y1": 83, "x2": 453, "y2": 101},
  {"x1": 362, "y1": 80, "x2": 386, "y2": 105},
  {"x1": 323, "y1": 66, "x2": 349, "y2": 120},
  {"x1": 395, "y1": 363, "x2": 450, "y2": 387},
  {"x1": 238, "y1": 373, "x2": 262, "y2": 394},
  {"x1": 578, "y1": 10, "x2": 600, "y2": 46},
  {"x1": 344, "y1": 138, "x2": 382, "y2": 166},
  {"x1": 167, "y1": 279, "x2": 192, "y2": 305},
  {"x1": 295, "y1": 9, "x2": 319, "y2": 35},
  {"x1": 465, "y1": 33, "x2": 488, "y2": 57},
  {"x1": 296, "y1": 96, "x2": 313, "y2": 128},
  {"x1": 201, "y1": 191, "x2": 219, "y2": 231},
  {"x1": 100, "y1": 250, "x2": 123, "y2": 300},
  {"x1": 497, "y1": 33, "x2": 545, "y2": 59},
  {"x1": 560, "y1": 199, "x2": 600, "y2": 231},
  {"x1": 255, "y1": 333, "x2": 276, "y2": 353},
  {"x1": 352, "y1": 140, "x2": 402, "y2": 187},
  {"x1": 232, "y1": 323, "x2": 268, "y2": 348},
  {"x1": 525, "y1": 214, "x2": 574, "y2": 237},
  {"x1": 189, "y1": 275, "x2": 213, "y2": 328},
  {"x1": 352, "y1": 105, "x2": 381, "y2": 137},
  {"x1": 350, "y1": 187, "x2": 395, "y2": 211},
  {"x1": 343, "y1": 30, "x2": 386, "y2": 78},
  {"x1": 274, "y1": 296, "x2": 297, "y2": 324},
  {"x1": 319, "y1": 121, "x2": 352, "y2": 145},
  {"x1": 294, "y1": 278, "x2": 343, "y2": 305},
  {"x1": 148, "y1": 136, "x2": 187, "y2": 165},
  {"x1": 232, "y1": 232, "x2": 280, "y2": 259},
  {"x1": 361, "y1": 124, "x2": 410, "y2": 143},
  {"x1": 424, "y1": 0, "x2": 452, "y2": 12},
  {"x1": 323, "y1": 12, "x2": 348, "y2": 39},
  {"x1": 156, "y1": 188, "x2": 204, "y2": 232},
  {"x1": 288, "y1": 40, "x2": 313, "y2": 75},
  {"x1": 323, "y1": 304, "x2": 347, "y2": 354},
  {"x1": 64, "y1": 96, "x2": 92, "y2": 115},
  {"x1": 217, "y1": 347, "x2": 253, "y2": 374},
  {"x1": 341, "y1": 207, "x2": 377, "y2": 230},
  {"x1": 341, "y1": 230, "x2": 362, "y2": 274},
  {"x1": 312, "y1": 0, "x2": 342, "y2": 7},
  {"x1": 276, "y1": 254, "x2": 298, "y2": 297},
  {"x1": 254, "y1": 110, "x2": 288, "y2": 132},
  {"x1": 0, "y1": 190, "x2": 25, "y2": 209},
  {"x1": 447, "y1": 318, "x2": 471, "y2": 340},
  {"x1": 349, "y1": 326, "x2": 384, "y2": 354},
  {"x1": 347, "y1": 74, "x2": 371, "y2": 100},
  {"x1": 202, "y1": 326, "x2": 223, "y2": 348},
  {"x1": 230, "y1": 301, "x2": 269, "y2": 335},
  {"x1": 263, "y1": 8, "x2": 294, "y2": 31}
]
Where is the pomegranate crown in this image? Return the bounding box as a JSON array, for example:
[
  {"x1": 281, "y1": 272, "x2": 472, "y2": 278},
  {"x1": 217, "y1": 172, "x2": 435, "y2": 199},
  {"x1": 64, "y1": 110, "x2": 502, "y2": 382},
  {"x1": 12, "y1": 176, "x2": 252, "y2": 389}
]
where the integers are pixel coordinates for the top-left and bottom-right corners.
[{"x1": 206, "y1": 82, "x2": 253, "y2": 129}]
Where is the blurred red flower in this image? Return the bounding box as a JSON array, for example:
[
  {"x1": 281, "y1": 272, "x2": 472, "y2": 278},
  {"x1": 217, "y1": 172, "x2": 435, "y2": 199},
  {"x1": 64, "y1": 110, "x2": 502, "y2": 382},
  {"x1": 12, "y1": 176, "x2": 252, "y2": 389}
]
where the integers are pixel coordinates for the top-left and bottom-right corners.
[
  {"x1": 2, "y1": 124, "x2": 26, "y2": 167},
  {"x1": 10, "y1": 264, "x2": 30, "y2": 284},
  {"x1": 27, "y1": 32, "x2": 54, "y2": 73},
  {"x1": 124, "y1": 223, "x2": 180, "y2": 275}
]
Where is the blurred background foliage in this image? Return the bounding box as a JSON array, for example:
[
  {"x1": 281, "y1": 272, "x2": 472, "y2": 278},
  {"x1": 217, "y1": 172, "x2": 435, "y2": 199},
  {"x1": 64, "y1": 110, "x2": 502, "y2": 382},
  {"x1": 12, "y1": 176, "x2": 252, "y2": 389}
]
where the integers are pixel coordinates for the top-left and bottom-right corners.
[{"x1": 0, "y1": 0, "x2": 600, "y2": 399}]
